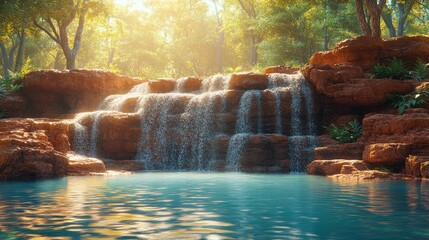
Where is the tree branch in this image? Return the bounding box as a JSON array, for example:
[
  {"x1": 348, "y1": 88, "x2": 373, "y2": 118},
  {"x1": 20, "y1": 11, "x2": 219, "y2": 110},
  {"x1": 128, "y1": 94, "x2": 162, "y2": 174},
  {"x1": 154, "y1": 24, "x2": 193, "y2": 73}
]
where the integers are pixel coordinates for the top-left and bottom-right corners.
[{"x1": 33, "y1": 20, "x2": 61, "y2": 44}]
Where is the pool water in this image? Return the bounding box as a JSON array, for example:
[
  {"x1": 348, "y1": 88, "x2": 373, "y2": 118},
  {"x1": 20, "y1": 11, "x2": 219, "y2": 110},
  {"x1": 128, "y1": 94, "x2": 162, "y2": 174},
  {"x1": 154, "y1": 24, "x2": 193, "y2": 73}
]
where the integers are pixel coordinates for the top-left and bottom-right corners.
[{"x1": 0, "y1": 173, "x2": 428, "y2": 239}]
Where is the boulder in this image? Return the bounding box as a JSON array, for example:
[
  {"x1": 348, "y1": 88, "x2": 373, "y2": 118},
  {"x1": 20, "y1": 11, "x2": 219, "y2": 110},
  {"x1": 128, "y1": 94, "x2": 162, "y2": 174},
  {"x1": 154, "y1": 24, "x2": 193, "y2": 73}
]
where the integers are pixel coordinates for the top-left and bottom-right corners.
[
  {"x1": 214, "y1": 134, "x2": 289, "y2": 172},
  {"x1": 176, "y1": 77, "x2": 202, "y2": 92},
  {"x1": 330, "y1": 170, "x2": 408, "y2": 181},
  {"x1": 24, "y1": 69, "x2": 143, "y2": 116},
  {"x1": 314, "y1": 143, "x2": 365, "y2": 160},
  {"x1": 309, "y1": 36, "x2": 384, "y2": 71},
  {"x1": 308, "y1": 36, "x2": 429, "y2": 72},
  {"x1": 67, "y1": 154, "x2": 106, "y2": 176},
  {"x1": 381, "y1": 36, "x2": 429, "y2": 66},
  {"x1": 0, "y1": 118, "x2": 71, "y2": 153},
  {"x1": 70, "y1": 112, "x2": 141, "y2": 160},
  {"x1": 147, "y1": 78, "x2": 176, "y2": 93},
  {"x1": 363, "y1": 143, "x2": 410, "y2": 166},
  {"x1": 0, "y1": 130, "x2": 68, "y2": 180},
  {"x1": 305, "y1": 64, "x2": 419, "y2": 107},
  {"x1": 362, "y1": 113, "x2": 429, "y2": 144},
  {"x1": 264, "y1": 66, "x2": 299, "y2": 74},
  {"x1": 0, "y1": 93, "x2": 27, "y2": 117},
  {"x1": 306, "y1": 159, "x2": 369, "y2": 176},
  {"x1": 405, "y1": 155, "x2": 429, "y2": 178},
  {"x1": 228, "y1": 72, "x2": 268, "y2": 90}
]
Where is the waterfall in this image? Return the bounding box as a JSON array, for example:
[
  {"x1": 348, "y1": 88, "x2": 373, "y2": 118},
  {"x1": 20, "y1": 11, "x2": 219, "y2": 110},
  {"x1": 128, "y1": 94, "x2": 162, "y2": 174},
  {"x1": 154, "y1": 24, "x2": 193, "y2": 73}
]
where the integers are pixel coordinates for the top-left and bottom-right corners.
[
  {"x1": 287, "y1": 75, "x2": 318, "y2": 172},
  {"x1": 71, "y1": 72, "x2": 318, "y2": 172},
  {"x1": 226, "y1": 133, "x2": 250, "y2": 171},
  {"x1": 72, "y1": 113, "x2": 90, "y2": 155},
  {"x1": 235, "y1": 90, "x2": 263, "y2": 134}
]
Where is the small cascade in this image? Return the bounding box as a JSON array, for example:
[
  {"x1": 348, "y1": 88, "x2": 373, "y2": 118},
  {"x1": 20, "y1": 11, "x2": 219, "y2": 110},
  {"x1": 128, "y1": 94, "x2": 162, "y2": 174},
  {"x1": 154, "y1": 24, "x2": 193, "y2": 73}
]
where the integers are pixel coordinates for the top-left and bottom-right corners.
[
  {"x1": 72, "y1": 113, "x2": 90, "y2": 155},
  {"x1": 71, "y1": 71, "x2": 318, "y2": 172},
  {"x1": 287, "y1": 75, "x2": 318, "y2": 172},
  {"x1": 226, "y1": 133, "x2": 250, "y2": 171},
  {"x1": 201, "y1": 74, "x2": 230, "y2": 92},
  {"x1": 235, "y1": 90, "x2": 263, "y2": 134}
]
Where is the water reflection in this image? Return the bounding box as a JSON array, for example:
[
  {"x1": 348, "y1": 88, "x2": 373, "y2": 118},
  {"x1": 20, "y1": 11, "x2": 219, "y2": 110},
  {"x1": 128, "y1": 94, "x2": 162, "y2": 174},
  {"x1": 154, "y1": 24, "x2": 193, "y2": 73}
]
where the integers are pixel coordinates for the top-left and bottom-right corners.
[{"x1": 0, "y1": 173, "x2": 428, "y2": 239}]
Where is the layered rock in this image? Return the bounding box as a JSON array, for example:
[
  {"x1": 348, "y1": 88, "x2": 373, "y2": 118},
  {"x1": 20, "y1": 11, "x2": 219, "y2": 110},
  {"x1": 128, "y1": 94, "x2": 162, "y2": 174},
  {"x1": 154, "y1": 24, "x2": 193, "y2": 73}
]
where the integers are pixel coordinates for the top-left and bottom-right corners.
[
  {"x1": 228, "y1": 72, "x2": 268, "y2": 90},
  {"x1": 307, "y1": 160, "x2": 369, "y2": 176},
  {"x1": 0, "y1": 93, "x2": 27, "y2": 118},
  {"x1": 405, "y1": 155, "x2": 429, "y2": 178},
  {"x1": 67, "y1": 154, "x2": 106, "y2": 176},
  {"x1": 308, "y1": 36, "x2": 429, "y2": 72},
  {"x1": 0, "y1": 118, "x2": 71, "y2": 153},
  {"x1": 24, "y1": 69, "x2": 144, "y2": 117},
  {"x1": 306, "y1": 64, "x2": 419, "y2": 106},
  {"x1": 362, "y1": 143, "x2": 410, "y2": 166},
  {"x1": 0, "y1": 129, "x2": 68, "y2": 180},
  {"x1": 215, "y1": 134, "x2": 289, "y2": 172},
  {"x1": 314, "y1": 143, "x2": 364, "y2": 160}
]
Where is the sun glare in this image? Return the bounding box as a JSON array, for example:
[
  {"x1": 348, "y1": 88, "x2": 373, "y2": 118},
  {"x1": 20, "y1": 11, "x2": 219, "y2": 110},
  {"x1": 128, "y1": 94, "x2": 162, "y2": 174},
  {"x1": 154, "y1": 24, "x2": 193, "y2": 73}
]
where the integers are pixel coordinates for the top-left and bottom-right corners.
[{"x1": 114, "y1": 0, "x2": 145, "y2": 11}]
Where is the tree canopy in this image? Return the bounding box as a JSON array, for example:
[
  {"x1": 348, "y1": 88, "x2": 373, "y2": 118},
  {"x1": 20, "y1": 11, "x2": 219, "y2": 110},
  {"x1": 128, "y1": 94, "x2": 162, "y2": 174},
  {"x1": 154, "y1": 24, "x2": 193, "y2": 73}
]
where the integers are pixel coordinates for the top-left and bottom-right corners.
[{"x1": 0, "y1": 0, "x2": 428, "y2": 78}]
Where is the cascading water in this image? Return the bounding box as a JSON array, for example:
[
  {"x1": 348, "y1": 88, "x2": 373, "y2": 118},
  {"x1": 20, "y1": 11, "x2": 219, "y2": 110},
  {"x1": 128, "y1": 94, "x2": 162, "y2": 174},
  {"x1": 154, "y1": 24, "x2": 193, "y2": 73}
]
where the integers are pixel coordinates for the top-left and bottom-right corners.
[
  {"x1": 235, "y1": 90, "x2": 263, "y2": 134},
  {"x1": 72, "y1": 72, "x2": 317, "y2": 172}
]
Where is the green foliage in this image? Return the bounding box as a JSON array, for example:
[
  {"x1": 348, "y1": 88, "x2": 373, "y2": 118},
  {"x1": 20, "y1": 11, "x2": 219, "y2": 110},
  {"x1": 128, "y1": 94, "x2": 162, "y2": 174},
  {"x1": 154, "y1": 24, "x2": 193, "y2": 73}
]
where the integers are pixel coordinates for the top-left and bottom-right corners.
[
  {"x1": 373, "y1": 58, "x2": 429, "y2": 80},
  {"x1": 0, "y1": 84, "x2": 6, "y2": 99},
  {"x1": 0, "y1": 72, "x2": 24, "y2": 93},
  {"x1": 324, "y1": 119, "x2": 363, "y2": 144},
  {"x1": 388, "y1": 89, "x2": 429, "y2": 114},
  {"x1": 372, "y1": 58, "x2": 409, "y2": 80},
  {"x1": 409, "y1": 59, "x2": 429, "y2": 81}
]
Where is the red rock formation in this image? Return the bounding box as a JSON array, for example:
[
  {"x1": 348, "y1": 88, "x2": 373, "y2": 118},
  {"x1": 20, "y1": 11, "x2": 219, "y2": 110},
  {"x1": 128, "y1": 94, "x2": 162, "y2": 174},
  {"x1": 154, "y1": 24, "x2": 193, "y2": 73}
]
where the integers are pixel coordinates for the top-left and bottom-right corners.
[
  {"x1": 67, "y1": 154, "x2": 106, "y2": 176},
  {"x1": 24, "y1": 69, "x2": 144, "y2": 116},
  {"x1": 314, "y1": 143, "x2": 365, "y2": 160},
  {"x1": 0, "y1": 93, "x2": 27, "y2": 117},
  {"x1": 264, "y1": 66, "x2": 299, "y2": 74},
  {"x1": 147, "y1": 78, "x2": 176, "y2": 93},
  {"x1": 215, "y1": 134, "x2": 288, "y2": 172},
  {"x1": 0, "y1": 129, "x2": 68, "y2": 180},
  {"x1": 306, "y1": 160, "x2": 369, "y2": 176},
  {"x1": 362, "y1": 143, "x2": 410, "y2": 166},
  {"x1": 0, "y1": 118, "x2": 71, "y2": 153},
  {"x1": 308, "y1": 36, "x2": 429, "y2": 72},
  {"x1": 330, "y1": 170, "x2": 409, "y2": 181},
  {"x1": 228, "y1": 72, "x2": 268, "y2": 90},
  {"x1": 405, "y1": 155, "x2": 429, "y2": 178},
  {"x1": 176, "y1": 77, "x2": 202, "y2": 92}
]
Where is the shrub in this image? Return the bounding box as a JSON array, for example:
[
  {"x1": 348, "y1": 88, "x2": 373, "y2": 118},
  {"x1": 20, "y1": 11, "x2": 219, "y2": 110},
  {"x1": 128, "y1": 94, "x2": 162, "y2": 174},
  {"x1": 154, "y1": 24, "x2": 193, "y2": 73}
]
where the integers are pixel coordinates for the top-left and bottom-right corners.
[
  {"x1": 372, "y1": 58, "x2": 429, "y2": 80},
  {"x1": 409, "y1": 59, "x2": 428, "y2": 81},
  {"x1": 0, "y1": 72, "x2": 24, "y2": 93},
  {"x1": 388, "y1": 89, "x2": 429, "y2": 114},
  {"x1": 373, "y1": 58, "x2": 409, "y2": 80},
  {"x1": 0, "y1": 84, "x2": 5, "y2": 99},
  {"x1": 324, "y1": 119, "x2": 363, "y2": 144}
]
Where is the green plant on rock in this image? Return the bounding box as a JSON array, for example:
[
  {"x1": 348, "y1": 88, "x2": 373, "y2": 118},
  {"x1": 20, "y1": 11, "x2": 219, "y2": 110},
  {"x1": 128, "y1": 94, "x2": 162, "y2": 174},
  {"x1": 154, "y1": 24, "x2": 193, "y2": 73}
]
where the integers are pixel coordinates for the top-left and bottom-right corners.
[
  {"x1": 324, "y1": 119, "x2": 363, "y2": 144},
  {"x1": 388, "y1": 89, "x2": 429, "y2": 114},
  {"x1": 409, "y1": 59, "x2": 429, "y2": 81},
  {"x1": 372, "y1": 58, "x2": 429, "y2": 80},
  {"x1": 0, "y1": 72, "x2": 24, "y2": 93},
  {"x1": 0, "y1": 84, "x2": 6, "y2": 99},
  {"x1": 372, "y1": 58, "x2": 409, "y2": 80}
]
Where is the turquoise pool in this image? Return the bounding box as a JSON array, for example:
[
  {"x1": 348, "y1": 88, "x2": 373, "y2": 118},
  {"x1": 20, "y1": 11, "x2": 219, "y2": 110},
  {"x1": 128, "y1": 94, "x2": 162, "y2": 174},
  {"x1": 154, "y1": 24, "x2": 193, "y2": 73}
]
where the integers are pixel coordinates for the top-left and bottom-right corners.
[{"x1": 0, "y1": 173, "x2": 428, "y2": 239}]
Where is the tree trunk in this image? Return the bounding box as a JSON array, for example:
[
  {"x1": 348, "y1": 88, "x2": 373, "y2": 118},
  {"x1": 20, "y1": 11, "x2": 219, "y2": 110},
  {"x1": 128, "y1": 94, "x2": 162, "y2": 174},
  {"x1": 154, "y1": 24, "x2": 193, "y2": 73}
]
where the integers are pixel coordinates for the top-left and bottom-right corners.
[
  {"x1": 355, "y1": 0, "x2": 372, "y2": 36},
  {"x1": 365, "y1": 0, "x2": 386, "y2": 38},
  {"x1": 216, "y1": 31, "x2": 224, "y2": 72},
  {"x1": 249, "y1": 31, "x2": 257, "y2": 66},
  {"x1": 382, "y1": 12, "x2": 396, "y2": 37},
  {"x1": 54, "y1": 49, "x2": 63, "y2": 69},
  {"x1": 15, "y1": 28, "x2": 26, "y2": 71},
  {"x1": 0, "y1": 43, "x2": 11, "y2": 76},
  {"x1": 65, "y1": 52, "x2": 76, "y2": 70}
]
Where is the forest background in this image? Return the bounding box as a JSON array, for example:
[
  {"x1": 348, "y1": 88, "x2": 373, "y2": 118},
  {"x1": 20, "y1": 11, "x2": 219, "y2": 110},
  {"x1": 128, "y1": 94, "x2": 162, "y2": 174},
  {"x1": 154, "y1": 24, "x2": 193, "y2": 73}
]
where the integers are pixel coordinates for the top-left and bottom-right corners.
[{"x1": 0, "y1": 0, "x2": 428, "y2": 79}]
